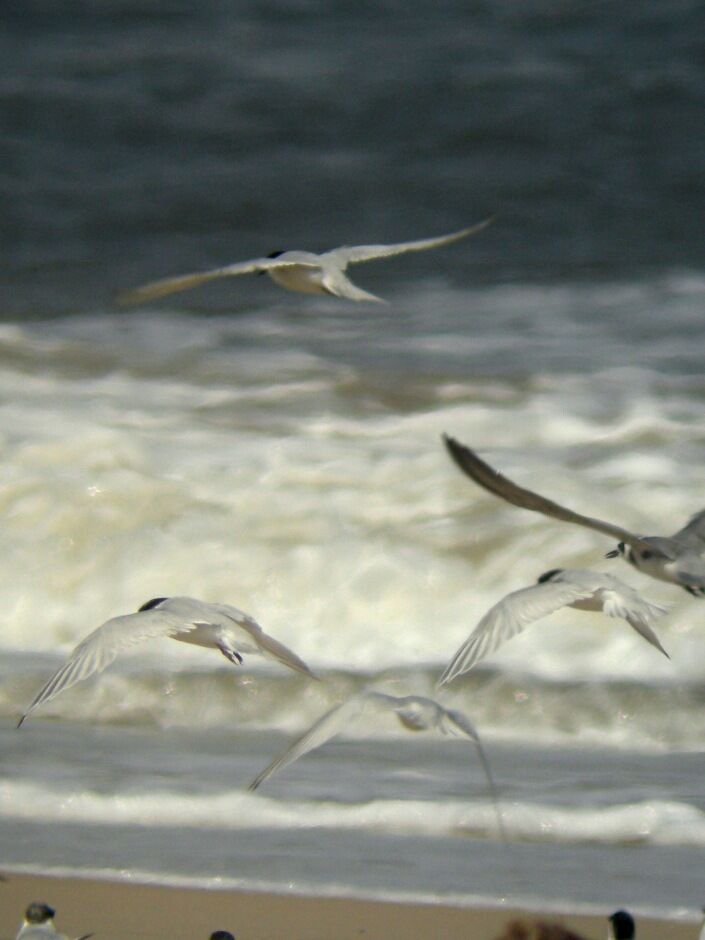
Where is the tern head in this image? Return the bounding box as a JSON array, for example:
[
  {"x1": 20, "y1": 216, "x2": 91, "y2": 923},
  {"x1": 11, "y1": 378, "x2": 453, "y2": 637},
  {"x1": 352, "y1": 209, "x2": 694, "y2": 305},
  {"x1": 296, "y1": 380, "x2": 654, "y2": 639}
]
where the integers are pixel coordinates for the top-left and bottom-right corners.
[
  {"x1": 607, "y1": 910, "x2": 635, "y2": 940},
  {"x1": 537, "y1": 568, "x2": 564, "y2": 584},
  {"x1": 258, "y1": 250, "x2": 286, "y2": 275},
  {"x1": 138, "y1": 597, "x2": 169, "y2": 612},
  {"x1": 25, "y1": 903, "x2": 55, "y2": 925}
]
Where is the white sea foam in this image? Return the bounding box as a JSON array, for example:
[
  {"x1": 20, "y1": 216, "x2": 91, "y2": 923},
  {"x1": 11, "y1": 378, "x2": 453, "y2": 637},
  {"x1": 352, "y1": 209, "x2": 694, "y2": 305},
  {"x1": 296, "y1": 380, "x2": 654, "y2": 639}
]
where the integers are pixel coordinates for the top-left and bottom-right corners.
[
  {"x1": 2, "y1": 778, "x2": 704, "y2": 848},
  {"x1": 0, "y1": 286, "x2": 704, "y2": 743}
]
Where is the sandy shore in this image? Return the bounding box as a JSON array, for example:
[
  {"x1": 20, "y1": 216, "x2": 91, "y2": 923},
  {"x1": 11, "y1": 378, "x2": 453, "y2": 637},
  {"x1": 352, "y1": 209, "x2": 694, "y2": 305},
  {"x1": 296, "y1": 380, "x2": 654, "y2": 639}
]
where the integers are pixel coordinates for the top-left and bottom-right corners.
[{"x1": 0, "y1": 873, "x2": 696, "y2": 940}]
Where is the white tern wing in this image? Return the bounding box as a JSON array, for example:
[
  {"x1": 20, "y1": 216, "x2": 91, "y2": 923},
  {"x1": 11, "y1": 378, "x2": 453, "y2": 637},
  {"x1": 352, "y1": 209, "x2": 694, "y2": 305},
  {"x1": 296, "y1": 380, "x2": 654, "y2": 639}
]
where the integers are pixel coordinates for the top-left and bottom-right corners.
[
  {"x1": 18, "y1": 608, "x2": 197, "y2": 725},
  {"x1": 118, "y1": 256, "x2": 320, "y2": 305},
  {"x1": 598, "y1": 581, "x2": 669, "y2": 657},
  {"x1": 329, "y1": 218, "x2": 493, "y2": 266},
  {"x1": 248, "y1": 695, "x2": 370, "y2": 790},
  {"x1": 437, "y1": 579, "x2": 595, "y2": 686}
]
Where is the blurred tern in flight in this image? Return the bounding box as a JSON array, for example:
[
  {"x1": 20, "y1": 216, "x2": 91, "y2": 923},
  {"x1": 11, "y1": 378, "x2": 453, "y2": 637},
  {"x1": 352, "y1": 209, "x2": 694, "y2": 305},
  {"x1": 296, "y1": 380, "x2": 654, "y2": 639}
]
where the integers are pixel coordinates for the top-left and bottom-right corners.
[
  {"x1": 443, "y1": 434, "x2": 705, "y2": 596},
  {"x1": 18, "y1": 596, "x2": 316, "y2": 726},
  {"x1": 119, "y1": 219, "x2": 493, "y2": 305},
  {"x1": 438, "y1": 568, "x2": 669, "y2": 687},
  {"x1": 15, "y1": 903, "x2": 92, "y2": 940},
  {"x1": 249, "y1": 690, "x2": 507, "y2": 840}
]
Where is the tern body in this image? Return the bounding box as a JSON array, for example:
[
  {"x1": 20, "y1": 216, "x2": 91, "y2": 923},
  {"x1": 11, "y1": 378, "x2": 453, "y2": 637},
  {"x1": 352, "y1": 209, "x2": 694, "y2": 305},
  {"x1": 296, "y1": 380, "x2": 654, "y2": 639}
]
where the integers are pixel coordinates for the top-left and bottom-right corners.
[
  {"x1": 249, "y1": 690, "x2": 506, "y2": 839},
  {"x1": 15, "y1": 904, "x2": 91, "y2": 940},
  {"x1": 120, "y1": 219, "x2": 493, "y2": 305},
  {"x1": 443, "y1": 434, "x2": 705, "y2": 595},
  {"x1": 18, "y1": 596, "x2": 315, "y2": 726},
  {"x1": 438, "y1": 568, "x2": 668, "y2": 686}
]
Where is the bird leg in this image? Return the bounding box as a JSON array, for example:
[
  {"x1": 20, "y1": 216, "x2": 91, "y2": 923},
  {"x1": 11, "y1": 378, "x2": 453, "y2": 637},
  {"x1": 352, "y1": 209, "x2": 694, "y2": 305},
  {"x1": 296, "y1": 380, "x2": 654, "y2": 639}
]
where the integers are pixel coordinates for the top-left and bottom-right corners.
[{"x1": 217, "y1": 644, "x2": 243, "y2": 665}]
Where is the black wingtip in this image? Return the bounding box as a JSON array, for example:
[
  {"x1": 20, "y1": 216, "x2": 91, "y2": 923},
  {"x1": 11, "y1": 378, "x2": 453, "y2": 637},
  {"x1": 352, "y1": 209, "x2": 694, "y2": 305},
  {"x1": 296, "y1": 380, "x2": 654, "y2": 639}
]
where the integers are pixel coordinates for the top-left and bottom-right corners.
[
  {"x1": 441, "y1": 432, "x2": 460, "y2": 454},
  {"x1": 442, "y1": 432, "x2": 472, "y2": 470},
  {"x1": 16, "y1": 713, "x2": 27, "y2": 729}
]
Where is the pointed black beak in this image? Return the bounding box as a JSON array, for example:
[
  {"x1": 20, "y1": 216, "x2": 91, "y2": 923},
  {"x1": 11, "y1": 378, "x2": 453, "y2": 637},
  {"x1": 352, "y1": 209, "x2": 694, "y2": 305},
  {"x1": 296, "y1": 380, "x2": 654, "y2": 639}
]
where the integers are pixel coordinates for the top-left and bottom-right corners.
[{"x1": 605, "y1": 549, "x2": 619, "y2": 558}]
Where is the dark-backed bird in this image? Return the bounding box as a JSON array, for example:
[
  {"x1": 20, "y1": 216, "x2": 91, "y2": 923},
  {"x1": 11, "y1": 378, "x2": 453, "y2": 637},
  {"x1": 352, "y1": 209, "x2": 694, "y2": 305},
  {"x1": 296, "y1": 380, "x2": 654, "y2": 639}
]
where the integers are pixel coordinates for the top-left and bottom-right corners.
[{"x1": 443, "y1": 433, "x2": 705, "y2": 596}]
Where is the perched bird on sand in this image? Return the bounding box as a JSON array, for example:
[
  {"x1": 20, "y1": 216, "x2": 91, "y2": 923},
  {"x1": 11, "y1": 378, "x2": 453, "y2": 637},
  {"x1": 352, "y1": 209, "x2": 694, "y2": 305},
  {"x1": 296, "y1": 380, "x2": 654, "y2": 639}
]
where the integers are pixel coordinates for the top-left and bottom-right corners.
[
  {"x1": 15, "y1": 902, "x2": 92, "y2": 940},
  {"x1": 607, "y1": 910, "x2": 635, "y2": 940},
  {"x1": 119, "y1": 219, "x2": 492, "y2": 305},
  {"x1": 443, "y1": 433, "x2": 705, "y2": 596},
  {"x1": 18, "y1": 596, "x2": 316, "y2": 726},
  {"x1": 437, "y1": 567, "x2": 669, "y2": 686},
  {"x1": 249, "y1": 690, "x2": 506, "y2": 840}
]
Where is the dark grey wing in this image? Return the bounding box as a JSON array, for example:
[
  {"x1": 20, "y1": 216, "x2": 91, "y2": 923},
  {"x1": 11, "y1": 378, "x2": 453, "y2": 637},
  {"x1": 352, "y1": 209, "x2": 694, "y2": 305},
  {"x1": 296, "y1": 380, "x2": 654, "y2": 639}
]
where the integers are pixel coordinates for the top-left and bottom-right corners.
[
  {"x1": 673, "y1": 553, "x2": 705, "y2": 590},
  {"x1": 442, "y1": 434, "x2": 652, "y2": 552},
  {"x1": 671, "y1": 509, "x2": 705, "y2": 550}
]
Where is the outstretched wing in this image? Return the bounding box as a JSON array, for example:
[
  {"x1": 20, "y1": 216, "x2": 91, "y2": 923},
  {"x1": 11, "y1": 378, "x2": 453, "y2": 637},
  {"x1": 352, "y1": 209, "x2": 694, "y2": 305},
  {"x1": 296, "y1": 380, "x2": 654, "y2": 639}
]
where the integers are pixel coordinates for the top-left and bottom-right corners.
[
  {"x1": 439, "y1": 707, "x2": 507, "y2": 842},
  {"x1": 118, "y1": 256, "x2": 319, "y2": 305},
  {"x1": 599, "y1": 579, "x2": 669, "y2": 658},
  {"x1": 212, "y1": 603, "x2": 318, "y2": 679},
  {"x1": 671, "y1": 508, "x2": 705, "y2": 549},
  {"x1": 437, "y1": 579, "x2": 595, "y2": 686},
  {"x1": 443, "y1": 434, "x2": 652, "y2": 552},
  {"x1": 248, "y1": 695, "x2": 369, "y2": 791},
  {"x1": 18, "y1": 609, "x2": 193, "y2": 726},
  {"x1": 330, "y1": 219, "x2": 493, "y2": 266}
]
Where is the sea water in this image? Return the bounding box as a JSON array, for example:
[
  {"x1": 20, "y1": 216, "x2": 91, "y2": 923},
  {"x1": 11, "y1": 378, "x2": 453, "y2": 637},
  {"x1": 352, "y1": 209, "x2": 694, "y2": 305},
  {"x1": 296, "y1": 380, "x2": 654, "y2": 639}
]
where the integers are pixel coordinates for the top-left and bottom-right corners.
[{"x1": 1, "y1": 0, "x2": 705, "y2": 922}]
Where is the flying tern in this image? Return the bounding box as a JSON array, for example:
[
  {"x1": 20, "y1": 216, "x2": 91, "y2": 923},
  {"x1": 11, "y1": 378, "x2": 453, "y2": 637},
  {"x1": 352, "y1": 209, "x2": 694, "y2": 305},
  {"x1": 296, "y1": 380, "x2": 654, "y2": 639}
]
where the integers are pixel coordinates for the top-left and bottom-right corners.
[
  {"x1": 18, "y1": 596, "x2": 316, "y2": 726},
  {"x1": 15, "y1": 903, "x2": 92, "y2": 940},
  {"x1": 119, "y1": 219, "x2": 493, "y2": 305},
  {"x1": 438, "y1": 568, "x2": 669, "y2": 686},
  {"x1": 249, "y1": 690, "x2": 506, "y2": 840},
  {"x1": 443, "y1": 434, "x2": 705, "y2": 596}
]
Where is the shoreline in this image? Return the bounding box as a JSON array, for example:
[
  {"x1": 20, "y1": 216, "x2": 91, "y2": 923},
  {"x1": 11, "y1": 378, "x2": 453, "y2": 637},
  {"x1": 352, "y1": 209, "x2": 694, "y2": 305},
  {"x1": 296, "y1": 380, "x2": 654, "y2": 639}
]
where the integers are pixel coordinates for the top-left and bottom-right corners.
[{"x1": 0, "y1": 871, "x2": 698, "y2": 940}]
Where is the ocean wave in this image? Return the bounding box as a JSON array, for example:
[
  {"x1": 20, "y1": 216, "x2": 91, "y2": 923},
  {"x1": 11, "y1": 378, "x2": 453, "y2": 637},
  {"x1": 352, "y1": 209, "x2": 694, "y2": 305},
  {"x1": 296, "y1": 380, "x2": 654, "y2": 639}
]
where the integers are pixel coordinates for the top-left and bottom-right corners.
[
  {"x1": 0, "y1": 295, "x2": 704, "y2": 706},
  {"x1": 2, "y1": 778, "x2": 704, "y2": 849},
  {"x1": 4, "y1": 664, "x2": 705, "y2": 752}
]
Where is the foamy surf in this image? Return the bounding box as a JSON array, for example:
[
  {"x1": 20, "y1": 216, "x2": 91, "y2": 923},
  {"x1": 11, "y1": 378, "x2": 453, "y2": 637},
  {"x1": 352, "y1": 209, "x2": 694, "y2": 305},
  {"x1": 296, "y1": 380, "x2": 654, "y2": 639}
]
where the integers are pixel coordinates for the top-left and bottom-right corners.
[{"x1": 2, "y1": 778, "x2": 704, "y2": 848}]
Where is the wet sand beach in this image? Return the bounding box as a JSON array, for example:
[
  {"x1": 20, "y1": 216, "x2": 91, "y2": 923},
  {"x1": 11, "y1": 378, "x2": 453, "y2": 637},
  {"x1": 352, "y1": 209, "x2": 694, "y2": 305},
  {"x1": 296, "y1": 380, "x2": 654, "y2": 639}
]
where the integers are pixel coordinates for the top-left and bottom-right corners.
[{"x1": 0, "y1": 873, "x2": 698, "y2": 940}]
